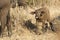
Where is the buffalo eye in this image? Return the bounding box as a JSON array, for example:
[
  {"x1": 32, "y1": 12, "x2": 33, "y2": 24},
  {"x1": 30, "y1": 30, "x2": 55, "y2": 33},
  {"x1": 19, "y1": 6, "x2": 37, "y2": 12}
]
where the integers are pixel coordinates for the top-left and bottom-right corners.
[
  {"x1": 41, "y1": 11, "x2": 45, "y2": 14},
  {"x1": 40, "y1": 11, "x2": 45, "y2": 16}
]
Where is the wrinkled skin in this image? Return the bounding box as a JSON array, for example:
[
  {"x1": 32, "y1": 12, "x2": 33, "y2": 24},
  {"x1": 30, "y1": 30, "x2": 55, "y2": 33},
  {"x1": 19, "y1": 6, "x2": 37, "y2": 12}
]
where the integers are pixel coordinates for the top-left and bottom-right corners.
[
  {"x1": 30, "y1": 7, "x2": 55, "y2": 32},
  {"x1": 0, "y1": 0, "x2": 12, "y2": 37}
]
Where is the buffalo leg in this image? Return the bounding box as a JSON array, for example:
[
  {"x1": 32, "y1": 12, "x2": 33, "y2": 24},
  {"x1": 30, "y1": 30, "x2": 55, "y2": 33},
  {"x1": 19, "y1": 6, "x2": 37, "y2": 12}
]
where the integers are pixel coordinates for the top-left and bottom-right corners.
[
  {"x1": 1, "y1": 8, "x2": 7, "y2": 37},
  {"x1": 49, "y1": 22, "x2": 55, "y2": 31},
  {"x1": 6, "y1": 10, "x2": 12, "y2": 37}
]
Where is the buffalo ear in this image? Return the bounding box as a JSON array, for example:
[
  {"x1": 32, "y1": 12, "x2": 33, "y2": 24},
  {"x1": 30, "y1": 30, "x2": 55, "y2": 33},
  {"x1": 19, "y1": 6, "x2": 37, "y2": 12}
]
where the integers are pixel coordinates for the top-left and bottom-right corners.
[{"x1": 30, "y1": 11, "x2": 36, "y2": 15}]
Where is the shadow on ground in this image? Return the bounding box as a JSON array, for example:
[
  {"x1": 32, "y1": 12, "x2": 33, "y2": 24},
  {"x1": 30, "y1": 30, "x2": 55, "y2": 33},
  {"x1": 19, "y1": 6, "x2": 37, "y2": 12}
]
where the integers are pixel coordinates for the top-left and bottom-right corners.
[{"x1": 23, "y1": 20, "x2": 41, "y2": 35}]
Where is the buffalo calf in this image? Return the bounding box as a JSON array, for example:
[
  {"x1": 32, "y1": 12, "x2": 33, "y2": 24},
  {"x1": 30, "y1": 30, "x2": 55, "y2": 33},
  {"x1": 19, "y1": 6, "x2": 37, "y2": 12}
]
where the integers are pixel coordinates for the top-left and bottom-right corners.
[{"x1": 30, "y1": 7, "x2": 55, "y2": 32}]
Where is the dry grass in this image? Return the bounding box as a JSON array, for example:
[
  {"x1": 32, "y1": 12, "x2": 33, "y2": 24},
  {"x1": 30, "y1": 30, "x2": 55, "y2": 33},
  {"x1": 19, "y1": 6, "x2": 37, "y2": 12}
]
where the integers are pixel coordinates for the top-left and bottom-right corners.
[{"x1": 0, "y1": 0, "x2": 60, "y2": 40}]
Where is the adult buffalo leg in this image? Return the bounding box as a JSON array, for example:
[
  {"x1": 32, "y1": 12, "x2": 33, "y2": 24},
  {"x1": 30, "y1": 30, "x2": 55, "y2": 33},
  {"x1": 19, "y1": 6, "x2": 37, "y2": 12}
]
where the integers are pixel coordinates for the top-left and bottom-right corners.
[
  {"x1": 6, "y1": 10, "x2": 12, "y2": 37},
  {"x1": 0, "y1": 6, "x2": 12, "y2": 37},
  {"x1": 0, "y1": 7, "x2": 8, "y2": 37}
]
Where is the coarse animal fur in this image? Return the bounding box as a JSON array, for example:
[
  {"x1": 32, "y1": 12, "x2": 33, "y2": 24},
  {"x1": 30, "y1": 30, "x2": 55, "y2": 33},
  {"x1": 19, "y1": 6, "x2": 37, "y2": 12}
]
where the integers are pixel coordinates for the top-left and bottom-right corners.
[
  {"x1": 0, "y1": 0, "x2": 12, "y2": 37},
  {"x1": 30, "y1": 7, "x2": 55, "y2": 32}
]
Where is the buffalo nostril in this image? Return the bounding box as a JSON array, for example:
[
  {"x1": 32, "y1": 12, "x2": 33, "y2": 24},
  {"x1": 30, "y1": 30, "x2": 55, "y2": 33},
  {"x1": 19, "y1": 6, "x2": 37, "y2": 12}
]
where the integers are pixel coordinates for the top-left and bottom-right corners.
[
  {"x1": 35, "y1": 17, "x2": 39, "y2": 19},
  {"x1": 40, "y1": 14, "x2": 42, "y2": 16}
]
